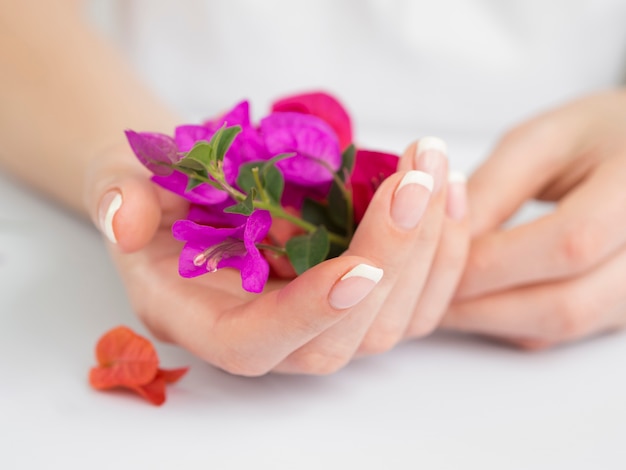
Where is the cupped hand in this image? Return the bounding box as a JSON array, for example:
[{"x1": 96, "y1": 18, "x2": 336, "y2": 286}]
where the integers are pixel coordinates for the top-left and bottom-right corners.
[
  {"x1": 85, "y1": 137, "x2": 469, "y2": 375},
  {"x1": 444, "y1": 89, "x2": 626, "y2": 348}
]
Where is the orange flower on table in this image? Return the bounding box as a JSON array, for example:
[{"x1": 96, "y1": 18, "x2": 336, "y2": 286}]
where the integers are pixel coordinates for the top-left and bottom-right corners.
[{"x1": 89, "y1": 326, "x2": 188, "y2": 406}]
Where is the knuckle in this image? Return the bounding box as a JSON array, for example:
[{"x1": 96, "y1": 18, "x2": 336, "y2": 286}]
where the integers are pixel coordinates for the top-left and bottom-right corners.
[
  {"x1": 465, "y1": 243, "x2": 494, "y2": 277},
  {"x1": 548, "y1": 289, "x2": 595, "y2": 341},
  {"x1": 558, "y1": 223, "x2": 603, "y2": 272},
  {"x1": 438, "y1": 231, "x2": 469, "y2": 272}
]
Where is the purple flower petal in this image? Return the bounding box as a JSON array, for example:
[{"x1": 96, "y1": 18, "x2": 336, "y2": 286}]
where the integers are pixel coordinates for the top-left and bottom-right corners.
[
  {"x1": 174, "y1": 125, "x2": 214, "y2": 152},
  {"x1": 261, "y1": 112, "x2": 341, "y2": 186},
  {"x1": 271, "y1": 91, "x2": 353, "y2": 150},
  {"x1": 125, "y1": 130, "x2": 179, "y2": 176},
  {"x1": 208, "y1": 100, "x2": 252, "y2": 128},
  {"x1": 172, "y1": 210, "x2": 272, "y2": 292},
  {"x1": 151, "y1": 171, "x2": 228, "y2": 205},
  {"x1": 187, "y1": 203, "x2": 247, "y2": 228}
]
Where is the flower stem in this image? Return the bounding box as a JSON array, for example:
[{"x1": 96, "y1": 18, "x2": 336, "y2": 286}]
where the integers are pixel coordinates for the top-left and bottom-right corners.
[
  {"x1": 256, "y1": 243, "x2": 286, "y2": 255},
  {"x1": 174, "y1": 166, "x2": 350, "y2": 248}
]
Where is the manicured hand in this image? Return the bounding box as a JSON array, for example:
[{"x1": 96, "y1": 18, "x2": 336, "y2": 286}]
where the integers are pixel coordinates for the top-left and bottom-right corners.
[
  {"x1": 443, "y1": 89, "x2": 626, "y2": 348},
  {"x1": 86, "y1": 137, "x2": 469, "y2": 375}
]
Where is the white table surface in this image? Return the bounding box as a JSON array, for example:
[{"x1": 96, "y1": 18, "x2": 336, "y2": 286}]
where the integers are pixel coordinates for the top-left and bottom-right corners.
[{"x1": 2, "y1": 138, "x2": 626, "y2": 470}]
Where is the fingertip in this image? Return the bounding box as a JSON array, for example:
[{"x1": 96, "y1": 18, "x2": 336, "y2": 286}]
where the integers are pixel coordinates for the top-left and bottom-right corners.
[
  {"x1": 396, "y1": 142, "x2": 418, "y2": 172},
  {"x1": 275, "y1": 255, "x2": 382, "y2": 316},
  {"x1": 96, "y1": 177, "x2": 161, "y2": 252},
  {"x1": 446, "y1": 171, "x2": 468, "y2": 222}
]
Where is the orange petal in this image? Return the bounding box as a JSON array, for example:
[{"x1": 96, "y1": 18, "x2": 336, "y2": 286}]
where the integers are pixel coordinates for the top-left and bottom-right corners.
[
  {"x1": 90, "y1": 326, "x2": 159, "y2": 388},
  {"x1": 132, "y1": 376, "x2": 167, "y2": 406},
  {"x1": 157, "y1": 367, "x2": 189, "y2": 384}
]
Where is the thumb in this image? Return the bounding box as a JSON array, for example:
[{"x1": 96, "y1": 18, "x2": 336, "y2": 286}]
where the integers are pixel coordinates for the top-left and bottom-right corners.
[{"x1": 85, "y1": 144, "x2": 162, "y2": 253}]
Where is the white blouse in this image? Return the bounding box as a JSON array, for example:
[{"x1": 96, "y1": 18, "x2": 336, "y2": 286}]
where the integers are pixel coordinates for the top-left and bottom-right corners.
[{"x1": 89, "y1": 0, "x2": 626, "y2": 168}]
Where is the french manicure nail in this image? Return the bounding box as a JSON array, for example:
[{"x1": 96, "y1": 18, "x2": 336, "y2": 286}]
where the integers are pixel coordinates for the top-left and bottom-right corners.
[
  {"x1": 391, "y1": 171, "x2": 433, "y2": 230},
  {"x1": 415, "y1": 136, "x2": 447, "y2": 192},
  {"x1": 446, "y1": 171, "x2": 467, "y2": 221},
  {"x1": 329, "y1": 264, "x2": 384, "y2": 310},
  {"x1": 98, "y1": 191, "x2": 122, "y2": 244}
]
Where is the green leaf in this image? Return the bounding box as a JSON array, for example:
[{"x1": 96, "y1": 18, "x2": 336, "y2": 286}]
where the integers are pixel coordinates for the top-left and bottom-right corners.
[
  {"x1": 236, "y1": 162, "x2": 261, "y2": 193},
  {"x1": 327, "y1": 181, "x2": 348, "y2": 230},
  {"x1": 224, "y1": 189, "x2": 256, "y2": 216},
  {"x1": 339, "y1": 144, "x2": 356, "y2": 182},
  {"x1": 210, "y1": 124, "x2": 242, "y2": 163},
  {"x1": 186, "y1": 177, "x2": 205, "y2": 191},
  {"x1": 236, "y1": 159, "x2": 286, "y2": 204},
  {"x1": 301, "y1": 199, "x2": 329, "y2": 227},
  {"x1": 175, "y1": 156, "x2": 205, "y2": 173},
  {"x1": 181, "y1": 141, "x2": 213, "y2": 169},
  {"x1": 301, "y1": 198, "x2": 346, "y2": 235},
  {"x1": 261, "y1": 162, "x2": 284, "y2": 204},
  {"x1": 285, "y1": 226, "x2": 330, "y2": 275}
]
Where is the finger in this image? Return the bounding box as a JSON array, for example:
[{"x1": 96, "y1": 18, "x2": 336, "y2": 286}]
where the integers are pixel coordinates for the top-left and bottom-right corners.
[
  {"x1": 405, "y1": 172, "x2": 470, "y2": 337},
  {"x1": 274, "y1": 170, "x2": 436, "y2": 372},
  {"x1": 457, "y1": 155, "x2": 626, "y2": 299},
  {"x1": 359, "y1": 138, "x2": 451, "y2": 351},
  {"x1": 468, "y1": 110, "x2": 582, "y2": 236},
  {"x1": 443, "y1": 244, "x2": 626, "y2": 344},
  {"x1": 150, "y1": 255, "x2": 383, "y2": 376},
  {"x1": 273, "y1": 138, "x2": 447, "y2": 372},
  {"x1": 84, "y1": 143, "x2": 168, "y2": 252}
]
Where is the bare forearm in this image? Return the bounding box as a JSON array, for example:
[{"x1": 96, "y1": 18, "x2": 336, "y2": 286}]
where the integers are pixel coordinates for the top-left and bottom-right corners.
[{"x1": 0, "y1": 0, "x2": 178, "y2": 214}]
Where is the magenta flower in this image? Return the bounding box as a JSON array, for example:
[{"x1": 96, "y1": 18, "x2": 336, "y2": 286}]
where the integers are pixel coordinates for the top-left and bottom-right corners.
[
  {"x1": 151, "y1": 170, "x2": 229, "y2": 205},
  {"x1": 260, "y1": 112, "x2": 341, "y2": 186},
  {"x1": 125, "y1": 131, "x2": 180, "y2": 176},
  {"x1": 157, "y1": 101, "x2": 269, "y2": 204},
  {"x1": 271, "y1": 91, "x2": 353, "y2": 150},
  {"x1": 186, "y1": 202, "x2": 247, "y2": 228},
  {"x1": 350, "y1": 149, "x2": 399, "y2": 223},
  {"x1": 204, "y1": 100, "x2": 269, "y2": 164},
  {"x1": 172, "y1": 210, "x2": 272, "y2": 293}
]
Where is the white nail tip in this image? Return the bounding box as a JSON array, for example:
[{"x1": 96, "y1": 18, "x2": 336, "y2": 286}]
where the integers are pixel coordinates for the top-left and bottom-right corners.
[
  {"x1": 448, "y1": 171, "x2": 467, "y2": 183},
  {"x1": 341, "y1": 264, "x2": 384, "y2": 283},
  {"x1": 396, "y1": 170, "x2": 434, "y2": 193},
  {"x1": 103, "y1": 193, "x2": 122, "y2": 244},
  {"x1": 417, "y1": 136, "x2": 447, "y2": 155}
]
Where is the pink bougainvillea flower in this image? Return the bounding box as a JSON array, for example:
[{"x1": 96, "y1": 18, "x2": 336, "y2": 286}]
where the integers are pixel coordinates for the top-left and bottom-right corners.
[
  {"x1": 350, "y1": 149, "x2": 399, "y2": 223},
  {"x1": 271, "y1": 91, "x2": 353, "y2": 150},
  {"x1": 125, "y1": 130, "x2": 180, "y2": 176},
  {"x1": 204, "y1": 100, "x2": 270, "y2": 164},
  {"x1": 260, "y1": 112, "x2": 341, "y2": 186},
  {"x1": 89, "y1": 326, "x2": 188, "y2": 406},
  {"x1": 174, "y1": 124, "x2": 215, "y2": 152},
  {"x1": 172, "y1": 209, "x2": 272, "y2": 293},
  {"x1": 186, "y1": 202, "x2": 247, "y2": 228},
  {"x1": 152, "y1": 169, "x2": 230, "y2": 205}
]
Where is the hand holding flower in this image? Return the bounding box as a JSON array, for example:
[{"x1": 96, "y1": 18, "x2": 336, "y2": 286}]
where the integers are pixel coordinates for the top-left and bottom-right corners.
[{"x1": 87, "y1": 93, "x2": 470, "y2": 375}]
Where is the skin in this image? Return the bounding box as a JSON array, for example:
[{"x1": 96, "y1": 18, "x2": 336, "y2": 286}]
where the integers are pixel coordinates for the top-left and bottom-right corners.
[
  {"x1": 445, "y1": 90, "x2": 626, "y2": 349},
  {"x1": 2, "y1": 1, "x2": 624, "y2": 374},
  {"x1": 0, "y1": 0, "x2": 469, "y2": 375}
]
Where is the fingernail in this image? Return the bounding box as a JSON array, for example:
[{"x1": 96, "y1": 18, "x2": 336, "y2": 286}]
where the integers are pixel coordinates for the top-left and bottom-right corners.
[
  {"x1": 98, "y1": 191, "x2": 122, "y2": 244},
  {"x1": 329, "y1": 264, "x2": 383, "y2": 310},
  {"x1": 446, "y1": 171, "x2": 467, "y2": 221},
  {"x1": 415, "y1": 136, "x2": 447, "y2": 193},
  {"x1": 391, "y1": 171, "x2": 433, "y2": 230}
]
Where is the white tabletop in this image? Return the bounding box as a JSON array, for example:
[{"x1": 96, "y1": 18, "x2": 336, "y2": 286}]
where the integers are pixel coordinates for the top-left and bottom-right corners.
[{"x1": 2, "y1": 144, "x2": 626, "y2": 469}]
